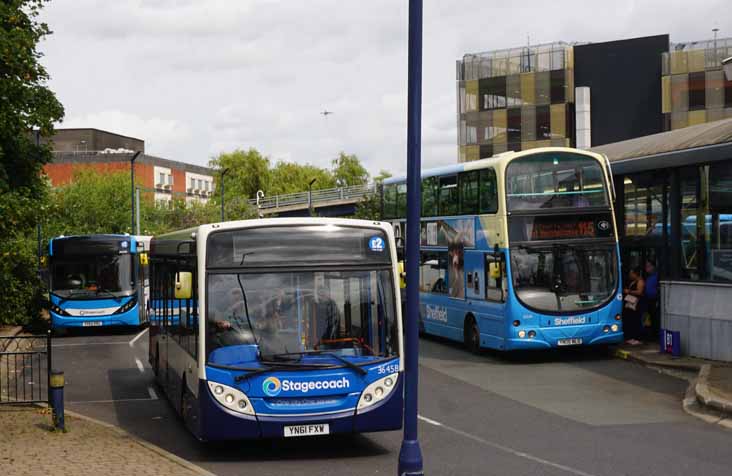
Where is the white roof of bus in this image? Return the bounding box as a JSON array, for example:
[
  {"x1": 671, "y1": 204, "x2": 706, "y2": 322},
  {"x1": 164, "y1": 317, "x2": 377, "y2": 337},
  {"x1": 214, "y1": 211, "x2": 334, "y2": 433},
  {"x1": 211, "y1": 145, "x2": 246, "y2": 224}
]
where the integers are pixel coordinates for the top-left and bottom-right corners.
[{"x1": 382, "y1": 147, "x2": 606, "y2": 185}]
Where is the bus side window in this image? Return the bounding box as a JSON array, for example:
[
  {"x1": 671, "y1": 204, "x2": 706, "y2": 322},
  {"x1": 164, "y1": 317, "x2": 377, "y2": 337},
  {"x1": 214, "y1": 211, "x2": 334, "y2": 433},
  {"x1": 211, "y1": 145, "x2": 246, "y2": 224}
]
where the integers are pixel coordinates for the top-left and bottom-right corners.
[{"x1": 485, "y1": 253, "x2": 505, "y2": 302}]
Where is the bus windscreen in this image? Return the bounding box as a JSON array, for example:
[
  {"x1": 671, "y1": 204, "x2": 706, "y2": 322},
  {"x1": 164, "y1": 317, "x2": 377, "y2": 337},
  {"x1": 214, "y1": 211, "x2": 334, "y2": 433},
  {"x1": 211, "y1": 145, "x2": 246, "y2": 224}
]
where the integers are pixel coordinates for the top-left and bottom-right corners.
[{"x1": 506, "y1": 152, "x2": 608, "y2": 211}]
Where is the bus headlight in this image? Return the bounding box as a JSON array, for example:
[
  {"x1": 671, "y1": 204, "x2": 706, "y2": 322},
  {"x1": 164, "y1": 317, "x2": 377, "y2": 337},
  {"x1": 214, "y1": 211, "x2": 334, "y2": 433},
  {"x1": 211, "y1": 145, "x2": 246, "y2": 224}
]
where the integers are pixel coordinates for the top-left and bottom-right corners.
[
  {"x1": 603, "y1": 325, "x2": 610, "y2": 333},
  {"x1": 113, "y1": 296, "x2": 138, "y2": 315},
  {"x1": 207, "y1": 381, "x2": 255, "y2": 416},
  {"x1": 611, "y1": 324, "x2": 619, "y2": 332},
  {"x1": 357, "y1": 373, "x2": 399, "y2": 414},
  {"x1": 527, "y1": 330, "x2": 536, "y2": 339},
  {"x1": 50, "y1": 304, "x2": 71, "y2": 316},
  {"x1": 518, "y1": 330, "x2": 526, "y2": 338}
]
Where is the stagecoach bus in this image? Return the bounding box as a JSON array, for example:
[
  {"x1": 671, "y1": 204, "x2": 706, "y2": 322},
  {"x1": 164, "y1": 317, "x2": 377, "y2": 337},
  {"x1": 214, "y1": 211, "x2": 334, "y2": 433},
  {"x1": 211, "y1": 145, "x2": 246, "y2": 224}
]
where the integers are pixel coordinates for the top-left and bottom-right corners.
[
  {"x1": 382, "y1": 147, "x2": 623, "y2": 351},
  {"x1": 49, "y1": 234, "x2": 151, "y2": 331},
  {"x1": 148, "y1": 218, "x2": 403, "y2": 441}
]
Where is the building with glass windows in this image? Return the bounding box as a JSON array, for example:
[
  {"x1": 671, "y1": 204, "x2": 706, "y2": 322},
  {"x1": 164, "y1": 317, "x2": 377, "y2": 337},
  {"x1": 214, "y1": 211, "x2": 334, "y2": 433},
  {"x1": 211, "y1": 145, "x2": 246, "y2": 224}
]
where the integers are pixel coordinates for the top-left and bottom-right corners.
[
  {"x1": 662, "y1": 38, "x2": 732, "y2": 130},
  {"x1": 457, "y1": 34, "x2": 732, "y2": 162}
]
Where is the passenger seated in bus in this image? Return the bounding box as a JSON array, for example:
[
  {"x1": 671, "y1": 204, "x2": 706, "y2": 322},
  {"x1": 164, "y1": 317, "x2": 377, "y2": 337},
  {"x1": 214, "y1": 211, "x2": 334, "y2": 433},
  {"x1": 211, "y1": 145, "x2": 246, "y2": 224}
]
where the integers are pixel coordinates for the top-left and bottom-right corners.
[{"x1": 314, "y1": 285, "x2": 341, "y2": 343}]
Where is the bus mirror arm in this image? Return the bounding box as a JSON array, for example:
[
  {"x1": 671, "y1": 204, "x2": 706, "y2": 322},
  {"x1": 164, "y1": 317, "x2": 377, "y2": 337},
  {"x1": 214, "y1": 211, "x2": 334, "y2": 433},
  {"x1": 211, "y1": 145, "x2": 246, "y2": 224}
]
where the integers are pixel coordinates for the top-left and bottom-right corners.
[{"x1": 493, "y1": 243, "x2": 500, "y2": 258}]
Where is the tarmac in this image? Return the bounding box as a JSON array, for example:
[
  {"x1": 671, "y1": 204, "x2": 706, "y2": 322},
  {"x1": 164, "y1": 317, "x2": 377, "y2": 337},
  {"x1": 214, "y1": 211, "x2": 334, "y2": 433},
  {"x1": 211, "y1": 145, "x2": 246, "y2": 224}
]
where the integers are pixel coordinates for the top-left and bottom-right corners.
[{"x1": 613, "y1": 342, "x2": 732, "y2": 429}]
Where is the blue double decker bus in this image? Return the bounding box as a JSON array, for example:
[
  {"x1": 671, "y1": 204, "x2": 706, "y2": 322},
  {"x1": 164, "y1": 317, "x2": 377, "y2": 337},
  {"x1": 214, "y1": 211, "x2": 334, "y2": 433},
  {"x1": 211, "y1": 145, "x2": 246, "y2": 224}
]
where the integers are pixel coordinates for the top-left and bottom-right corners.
[
  {"x1": 49, "y1": 234, "x2": 151, "y2": 331},
  {"x1": 382, "y1": 147, "x2": 623, "y2": 351},
  {"x1": 148, "y1": 218, "x2": 403, "y2": 441}
]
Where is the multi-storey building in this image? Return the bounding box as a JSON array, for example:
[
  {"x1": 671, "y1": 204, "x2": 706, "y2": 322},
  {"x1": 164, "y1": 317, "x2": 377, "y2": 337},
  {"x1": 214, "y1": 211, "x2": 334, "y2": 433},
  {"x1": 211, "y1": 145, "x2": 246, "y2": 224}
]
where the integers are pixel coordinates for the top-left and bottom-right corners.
[
  {"x1": 457, "y1": 34, "x2": 732, "y2": 162},
  {"x1": 43, "y1": 129, "x2": 215, "y2": 205}
]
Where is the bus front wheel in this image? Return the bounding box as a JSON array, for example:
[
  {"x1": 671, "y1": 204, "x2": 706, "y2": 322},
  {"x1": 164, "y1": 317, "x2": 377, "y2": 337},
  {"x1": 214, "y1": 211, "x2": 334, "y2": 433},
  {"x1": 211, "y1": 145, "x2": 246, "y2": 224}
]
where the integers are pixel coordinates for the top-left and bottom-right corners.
[{"x1": 464, "y1": 315, "x2": 480, "y2": 354}]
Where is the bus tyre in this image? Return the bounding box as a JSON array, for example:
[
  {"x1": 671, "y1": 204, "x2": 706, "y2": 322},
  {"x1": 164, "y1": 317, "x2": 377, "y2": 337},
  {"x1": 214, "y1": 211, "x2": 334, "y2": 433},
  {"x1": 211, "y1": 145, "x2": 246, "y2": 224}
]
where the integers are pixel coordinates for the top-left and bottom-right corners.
[{"x1": 464, "y1": 316, "x2": 480, "y2": 354}]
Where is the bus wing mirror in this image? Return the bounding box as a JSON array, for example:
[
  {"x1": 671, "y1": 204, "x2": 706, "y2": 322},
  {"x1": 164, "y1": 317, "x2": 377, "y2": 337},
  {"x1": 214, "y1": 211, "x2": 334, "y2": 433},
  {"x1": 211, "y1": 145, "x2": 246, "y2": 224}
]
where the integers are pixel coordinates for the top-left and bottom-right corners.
[
  {"x1": 493, "y1": 243, "x2": 500, "y2": 258},
  {"x1": 489, "y1": 262, "x2": 501, "y2": 279},
  {"x1": 175, "y1": 272, "x2": 193, "y2": 300}
]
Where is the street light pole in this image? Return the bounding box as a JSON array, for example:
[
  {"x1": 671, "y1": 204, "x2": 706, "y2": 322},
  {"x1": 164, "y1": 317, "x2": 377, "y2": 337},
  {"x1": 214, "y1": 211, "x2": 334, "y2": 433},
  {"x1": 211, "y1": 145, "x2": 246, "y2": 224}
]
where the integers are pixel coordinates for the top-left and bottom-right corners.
[
  {"x1": 398, "y1": 1, "x2": 424, "y2": 476},
  {"x1": 308, "y1": 178, "x2": 317, "y2": 217},
  {"x1": 220, "y1": 168, "x2": 230, "y2": 222},
  {"x1": 130, "y1": 151, "x2": 141, "y2": 234}
]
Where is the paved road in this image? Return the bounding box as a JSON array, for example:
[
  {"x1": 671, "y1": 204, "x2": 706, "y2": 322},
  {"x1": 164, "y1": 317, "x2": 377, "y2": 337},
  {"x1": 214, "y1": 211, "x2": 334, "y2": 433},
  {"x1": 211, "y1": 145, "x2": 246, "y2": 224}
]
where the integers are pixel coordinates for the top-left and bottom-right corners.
[{"x1": 53, "y1": 328, "x2": 732, "y2": 476}]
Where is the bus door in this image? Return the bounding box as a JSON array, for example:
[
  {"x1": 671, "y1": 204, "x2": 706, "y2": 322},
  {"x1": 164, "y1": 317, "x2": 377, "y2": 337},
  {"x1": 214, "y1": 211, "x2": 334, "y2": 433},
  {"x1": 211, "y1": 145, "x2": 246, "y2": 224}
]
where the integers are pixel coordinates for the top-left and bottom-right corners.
[{"x1": 482, "y1": 252, "x2": 507, "y2": 342}]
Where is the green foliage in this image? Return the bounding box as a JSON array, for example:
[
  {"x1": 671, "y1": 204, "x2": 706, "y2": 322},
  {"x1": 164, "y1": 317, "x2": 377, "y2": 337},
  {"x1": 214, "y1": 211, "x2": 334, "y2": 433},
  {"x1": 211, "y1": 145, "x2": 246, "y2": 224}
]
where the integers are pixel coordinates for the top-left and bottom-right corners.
[
  {"x1": 46, "y1": 169, "x2": 256, "y2": 238},
  {"x1": 209, "y1": 148, "x2": 271, "y2": 205},
  {"x1": 269, "y1": 161, "x2": 336, "y2": 195},
  {"x1": 332, "y1": 152, "x2": 369, "y2": 187},
  {"x1": 210, "y1": 148, "x2": 380, "y2": 207},
  {"x1": 0, "y1": 0, "x2": 64, "y2": 325},
  {"x1": 46, "y1": 170, "x2": 133, "y2": 236}
]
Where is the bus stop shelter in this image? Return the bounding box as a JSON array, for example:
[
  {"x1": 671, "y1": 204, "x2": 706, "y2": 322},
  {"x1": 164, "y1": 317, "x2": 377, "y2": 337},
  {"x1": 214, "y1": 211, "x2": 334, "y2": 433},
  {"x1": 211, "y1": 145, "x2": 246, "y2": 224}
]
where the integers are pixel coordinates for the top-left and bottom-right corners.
[{"x1": 592, "y1": 117, "x2": 732, "y2": 361}]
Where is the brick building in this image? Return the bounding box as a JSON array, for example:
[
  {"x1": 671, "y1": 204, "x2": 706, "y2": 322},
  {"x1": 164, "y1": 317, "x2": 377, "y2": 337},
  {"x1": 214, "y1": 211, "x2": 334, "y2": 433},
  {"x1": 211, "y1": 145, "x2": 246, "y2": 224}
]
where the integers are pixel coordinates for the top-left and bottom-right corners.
[{"x1": 43, "y1": 129, "x2": 215, "y2": 204}]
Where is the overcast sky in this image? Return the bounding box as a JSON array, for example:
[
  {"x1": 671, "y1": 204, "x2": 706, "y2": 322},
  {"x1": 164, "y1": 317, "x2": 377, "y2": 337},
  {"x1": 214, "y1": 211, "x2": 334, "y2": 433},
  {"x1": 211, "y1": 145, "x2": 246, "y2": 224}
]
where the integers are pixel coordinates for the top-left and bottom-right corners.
[{"x1": 40, "y1": 0, "x2": 727, "y2": 177}]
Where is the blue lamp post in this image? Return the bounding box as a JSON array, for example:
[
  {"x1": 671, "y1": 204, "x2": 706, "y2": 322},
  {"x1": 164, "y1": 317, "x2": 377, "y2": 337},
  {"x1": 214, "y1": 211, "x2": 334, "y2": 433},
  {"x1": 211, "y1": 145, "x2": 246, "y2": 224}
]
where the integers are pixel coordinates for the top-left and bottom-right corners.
[{"x1": 398, "y1": 1, "x2": 424, "y2": 475}]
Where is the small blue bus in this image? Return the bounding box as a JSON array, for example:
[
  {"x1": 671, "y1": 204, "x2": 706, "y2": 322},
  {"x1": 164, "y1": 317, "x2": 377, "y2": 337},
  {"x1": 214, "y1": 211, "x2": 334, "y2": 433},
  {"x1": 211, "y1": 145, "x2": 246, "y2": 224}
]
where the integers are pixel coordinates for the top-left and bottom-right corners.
[
  {"x1": 382, "y1": 147, "x2": 624, "y2": 351},
  {"x1": 148, "y1": 218, "x2": 403, "y2": 441},
  {"x1": 49, "y1": 234, "x2": 151, "y2": 330}
]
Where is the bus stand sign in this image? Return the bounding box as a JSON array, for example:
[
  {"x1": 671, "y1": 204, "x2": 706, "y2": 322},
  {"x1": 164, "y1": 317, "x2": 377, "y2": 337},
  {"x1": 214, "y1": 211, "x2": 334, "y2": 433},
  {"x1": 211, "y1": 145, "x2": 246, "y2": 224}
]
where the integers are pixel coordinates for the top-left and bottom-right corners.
[{"x1": 659, "y1": 328, "x2": 681, "y2": 357}]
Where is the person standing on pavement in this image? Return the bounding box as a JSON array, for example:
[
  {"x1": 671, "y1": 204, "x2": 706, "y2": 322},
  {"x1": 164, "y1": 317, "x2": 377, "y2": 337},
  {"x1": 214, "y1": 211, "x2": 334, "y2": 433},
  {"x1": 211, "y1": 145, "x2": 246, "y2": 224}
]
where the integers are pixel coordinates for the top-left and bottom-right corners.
[
  {"x1": 622, "y1": 267, "x2": 645, "y2": 345},
  {"x1": 644, "y1": 259, "x2": 659, "y2": 341}
]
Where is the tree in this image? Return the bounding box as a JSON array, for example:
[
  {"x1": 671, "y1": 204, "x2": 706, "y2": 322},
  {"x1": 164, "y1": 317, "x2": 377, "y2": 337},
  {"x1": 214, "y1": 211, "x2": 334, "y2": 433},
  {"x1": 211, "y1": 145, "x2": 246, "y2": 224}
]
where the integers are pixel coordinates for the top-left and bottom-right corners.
[
  {"x1": 374, "y1": 169, "x2": 393, "y2": 183},
  {"x1": 209, "y1": 148, "x2": 271, "y2": 205},
  {"x1": 332, "y1": 152, "x2": 369, "y2": 187},
  {"x1": 269, "y1": 160, "x2": 336, "y2": 195},
  {"x1": 0, "y1": 0, "x2": 65, "y2": 325}
]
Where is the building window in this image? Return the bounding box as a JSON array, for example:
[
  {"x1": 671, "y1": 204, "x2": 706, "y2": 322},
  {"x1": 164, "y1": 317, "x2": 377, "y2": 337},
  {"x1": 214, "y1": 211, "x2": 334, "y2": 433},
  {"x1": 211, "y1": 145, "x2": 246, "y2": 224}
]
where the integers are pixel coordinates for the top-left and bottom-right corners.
[
  {"x1": 688, "y1": 71, "x2": 706, "y2": 111},
  {"x1": 190, "y1": 178, "x2": 195, "y2": 190},
  {"x1": 726, "y1": 76, "x2": 732, "y2": 108},
  {"x1": 159, "y1": 172, "x2": 165, "y2": 186},
  {"x1": 550, "y1": 70, "x2": 565, "y2": 104},
  {"x1": 623, "y1": 173, "x2": 666, "y2": 238},
  {"x1": 383, "y1": 184, "x2": 397, "y2": 219},
  {"x1": 707, "y1": 162, "x2": 732, "y2": 282},
  {"x1": 204, "y1": 181, "x2": 209, "y2": 192},
  {"x1": 167, "y1": 174, "x2": 173, "y2": 185},
  {"x1": 536, "y1": 105, "x2": 551, "y2": 140},
  {"x1": 480, "y1": 76, "x2": 507, "y2": 110},
  {"x1": 507, "y1": 108, "x2": 521, "y2": 148},
  {"x1": 396, "y1": 183, "x2": 407, "y2": 218}
]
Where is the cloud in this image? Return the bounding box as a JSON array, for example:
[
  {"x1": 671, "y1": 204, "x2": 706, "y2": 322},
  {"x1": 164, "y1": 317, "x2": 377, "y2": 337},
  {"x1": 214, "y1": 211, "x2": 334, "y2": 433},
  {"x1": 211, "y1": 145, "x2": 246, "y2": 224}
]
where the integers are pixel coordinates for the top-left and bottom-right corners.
[
  {"x1": 60, "y1": 111, "x2": 192, "y2": 158},
  {"x1": 40, "y1": 0, "x2": 728, "y2": 182}
]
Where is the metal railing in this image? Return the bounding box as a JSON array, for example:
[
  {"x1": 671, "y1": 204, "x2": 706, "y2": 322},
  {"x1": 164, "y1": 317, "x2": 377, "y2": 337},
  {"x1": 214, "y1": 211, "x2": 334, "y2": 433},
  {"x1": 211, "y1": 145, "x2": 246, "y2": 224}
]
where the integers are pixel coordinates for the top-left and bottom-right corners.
[
  {"x1": 248, "y1": 183, "x2": 377, "y2": 210},
  {"x1": 0, "y1": 333, "x2": 51, "y2": 405}
]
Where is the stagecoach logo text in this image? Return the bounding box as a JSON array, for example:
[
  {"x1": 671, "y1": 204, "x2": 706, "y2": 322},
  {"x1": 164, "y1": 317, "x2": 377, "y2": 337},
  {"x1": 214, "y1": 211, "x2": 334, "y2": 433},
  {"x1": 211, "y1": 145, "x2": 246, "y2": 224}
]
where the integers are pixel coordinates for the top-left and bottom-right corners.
[
  {"x1": 262, "y1": 376, "x2": 350, "y2": 397},
  {"x1": 554, "y1": 316, "x2": 587, "y2": 326},
  {"x1": 425, "y1": 305, "x2": 448, "y2": 323}
]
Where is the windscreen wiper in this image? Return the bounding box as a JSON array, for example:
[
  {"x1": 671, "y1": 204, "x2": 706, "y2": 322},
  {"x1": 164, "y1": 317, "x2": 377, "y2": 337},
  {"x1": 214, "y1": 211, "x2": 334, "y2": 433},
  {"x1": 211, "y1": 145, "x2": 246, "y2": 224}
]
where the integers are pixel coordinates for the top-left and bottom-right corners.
[
  {"x1": 95, "y1": 288, "x2": 123, "y2": 301},
  {"x1": 265, "y1": 350, "x2": 368, "y2": 376},
  {"x1": 235, "y1": 274, "x2": 258, "y2": 345},
  {"x1": 56, "y1": 289, "x2": 89, "y2": 305}
]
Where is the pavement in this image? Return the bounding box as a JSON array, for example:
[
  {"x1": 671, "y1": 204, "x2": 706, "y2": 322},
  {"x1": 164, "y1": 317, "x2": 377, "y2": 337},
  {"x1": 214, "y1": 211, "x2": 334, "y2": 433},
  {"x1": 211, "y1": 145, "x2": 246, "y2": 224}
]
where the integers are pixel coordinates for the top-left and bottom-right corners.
[
  {"x1": 613, "y1": 341, "x2": 732, "y2": 428},
  {"x1": 0, "y1": 325, "x2": 214, "y2": 476},
  {"x1": 0, "y1": 405, "x2": 214, "y2": 476}
]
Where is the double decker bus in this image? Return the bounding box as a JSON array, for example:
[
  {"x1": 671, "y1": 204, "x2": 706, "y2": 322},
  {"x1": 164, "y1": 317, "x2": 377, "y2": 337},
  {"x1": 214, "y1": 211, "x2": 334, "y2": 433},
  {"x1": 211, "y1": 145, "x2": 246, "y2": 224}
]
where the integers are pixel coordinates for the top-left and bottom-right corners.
[
  {"x1": 382, "y1": 147, "x2": 623, "y2": 351},
  {"x1": 148, "y1": 218, "x2": 403, "y2": 441},
  {"x1": 49, "y1": 234, "x2": 151, "y2": 331}
]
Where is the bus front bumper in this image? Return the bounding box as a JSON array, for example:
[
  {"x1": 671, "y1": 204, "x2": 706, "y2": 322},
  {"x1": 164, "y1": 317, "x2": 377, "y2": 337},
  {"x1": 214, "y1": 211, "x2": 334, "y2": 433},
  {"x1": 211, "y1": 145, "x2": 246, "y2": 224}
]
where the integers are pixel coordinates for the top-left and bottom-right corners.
[
  {"x1": 506, "y1": 324, "x2": 623, "y2": 350},
  {"x1": 198, "y1": 378, "x2": 404, "y2": 441},
  {"x1": 51, "y1": 307, "x2": 140, "y2": 328}
]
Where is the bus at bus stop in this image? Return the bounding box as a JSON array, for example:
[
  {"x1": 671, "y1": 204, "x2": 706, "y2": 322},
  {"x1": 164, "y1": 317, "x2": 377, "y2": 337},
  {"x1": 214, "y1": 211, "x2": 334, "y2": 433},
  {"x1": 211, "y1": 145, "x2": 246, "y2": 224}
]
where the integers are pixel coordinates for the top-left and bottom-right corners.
[
  {"x1": 147, "y1": 218, "x2": 403, "y2": 441},
  {"x1": 382, "y1": 147, "x2": 623, "y2": 351}
]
